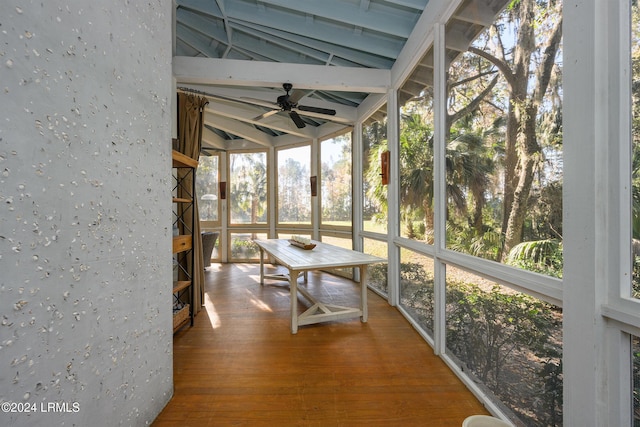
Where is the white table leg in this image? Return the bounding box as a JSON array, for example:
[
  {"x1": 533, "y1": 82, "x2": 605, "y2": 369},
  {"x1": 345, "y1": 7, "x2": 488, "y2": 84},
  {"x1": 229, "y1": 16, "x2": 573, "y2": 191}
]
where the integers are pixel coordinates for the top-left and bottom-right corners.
[
  {"x1": 359, "y1": 265, "x2": 368, "y2": 322},
  {"x1": 259, "y1": 248, "x2": 265, "y2": 285},
  {"x1": 290, "y1": 269, "x2": 299, "y2": 334}
]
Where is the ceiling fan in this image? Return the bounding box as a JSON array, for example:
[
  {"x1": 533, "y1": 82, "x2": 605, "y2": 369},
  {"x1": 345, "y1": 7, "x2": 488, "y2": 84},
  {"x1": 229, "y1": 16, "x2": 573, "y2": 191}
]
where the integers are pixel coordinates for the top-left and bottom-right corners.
[
  {"x1": 247, "y1": 83, "x2": 336, "y2": 129},
  {"x1": 177, "y1": 84, "x2": 338, "y2": 129}
]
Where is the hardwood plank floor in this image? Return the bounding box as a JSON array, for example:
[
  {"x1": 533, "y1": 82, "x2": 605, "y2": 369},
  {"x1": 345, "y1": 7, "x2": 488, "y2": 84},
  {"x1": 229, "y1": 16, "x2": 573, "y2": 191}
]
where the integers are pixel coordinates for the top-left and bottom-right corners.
[{"x1": 153, "y1": 263, "x2": 488, "y2": 426}]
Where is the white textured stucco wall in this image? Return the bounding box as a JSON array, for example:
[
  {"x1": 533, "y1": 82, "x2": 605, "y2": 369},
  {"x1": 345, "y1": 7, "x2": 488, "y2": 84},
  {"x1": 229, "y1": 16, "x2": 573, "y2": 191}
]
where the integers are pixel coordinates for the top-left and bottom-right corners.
[{"x1": 0, "y1": 2, "x2": 174, "y2": 426}]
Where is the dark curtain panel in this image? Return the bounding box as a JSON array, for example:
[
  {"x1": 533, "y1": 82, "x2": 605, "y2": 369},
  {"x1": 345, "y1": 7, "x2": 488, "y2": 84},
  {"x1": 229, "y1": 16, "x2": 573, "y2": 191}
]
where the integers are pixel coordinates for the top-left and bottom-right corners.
[{"x1": 177, "y1": 92, "x2": 209, "y2": 314}]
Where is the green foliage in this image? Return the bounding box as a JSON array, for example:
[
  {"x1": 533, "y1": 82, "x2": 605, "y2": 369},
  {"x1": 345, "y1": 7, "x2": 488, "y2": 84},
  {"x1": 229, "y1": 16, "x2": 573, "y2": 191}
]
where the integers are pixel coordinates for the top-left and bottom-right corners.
[
  {"x1": 278, "y1": 155, "x2": 311, "y2": 222},
  {"x1": 633, "y1": 255, "x2": 640, "y2": 299},
  {"x1": 446, "y1": 220, "x2": 503, "y2": 261},
  {"x1": 506, "y1": 239, "x2": 563, "y2": 278},
  {"x1": 537, "y1": 345, "x2": 563, "y2": 427},
  {"x1": 321, "y1": 136, "x2": 352, "y2": 222},
  {"x1": 368, "y1": 263, "x2": 389, "y2": 294},
  {"x1": 405, "y1": 221, "x2": 426, "y2": 240},
  {"x1": 362, "y1": 116, "x2": 388, "y2": 222},
  {"x1": 399, "y1": 262, "x2": 435, "y2": 331},
  {"x1": 633, "y1": 338, "x2": 640, "y2": 427},
  {"x1": 447, "y1": 281, "x2": 562, "y2": 425},
  {"x1": 229, "y1": 152, "x2": 267, "y2": 224},
  {"x1": 632, "y1": 1, "x2": 640, "y2": 321},
  {"x1": 397, "y1": 260, "x2": 562, "y2": 426},
  {"x1": 230, "y1": 238, "x2": 259, "y2": 259}
]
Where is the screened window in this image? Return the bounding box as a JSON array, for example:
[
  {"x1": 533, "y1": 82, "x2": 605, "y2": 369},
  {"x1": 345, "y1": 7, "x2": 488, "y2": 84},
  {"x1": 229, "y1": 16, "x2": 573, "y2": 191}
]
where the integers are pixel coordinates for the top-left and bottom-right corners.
[
  {"x1": 634, "y1": 335, "x2": 640, "y2": 425},
  {"x1": 277, "y1": 145, "x2": 311, "y2": 225},
  {"x1": 632, "y1": 0, "x2": 640, "y2": 299},
  {"x1": 321, "y1": 134, "x2": 352, "y2": 227},
  {"x1": 229, "y1": 232, "x2": 267, "y2": 262},
  {"x1": 445, "y1": 1, "x2": 563, "y2": 278},
  {"x1": 398, "y1": 48, "x2": 435, "y2": 243},
  {"x1": 319, "y1": 233, "x2": 354, "y2": 278},
  {"x1": 445, "y1": 265, "x2": 563, "y2": 425},
  {"x1": 629, "y1": 2, "x2": 640, "y2": 423},
  {"x1": 196, "y1": 154, "x2": 220, "y2": 224},
  {"x1": 362, "y1": 105, "x2": 388, "y2": 234},
  {"x1": 363, "y1": 237, "x2": 387, "y2": 297},
  {"x1": 229, "y1": 152, "x2": 267, "y2": 225},
  {"x1": 399, "y1": 249, "x2": 434, "y2": 339}
]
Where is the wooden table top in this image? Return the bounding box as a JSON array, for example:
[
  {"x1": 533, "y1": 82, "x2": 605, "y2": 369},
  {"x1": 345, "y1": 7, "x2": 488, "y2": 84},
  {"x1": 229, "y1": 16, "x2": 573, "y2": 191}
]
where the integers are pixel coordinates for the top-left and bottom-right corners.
[{"x1": 253, "y1": 239, "x2": 386, "y2": 271}]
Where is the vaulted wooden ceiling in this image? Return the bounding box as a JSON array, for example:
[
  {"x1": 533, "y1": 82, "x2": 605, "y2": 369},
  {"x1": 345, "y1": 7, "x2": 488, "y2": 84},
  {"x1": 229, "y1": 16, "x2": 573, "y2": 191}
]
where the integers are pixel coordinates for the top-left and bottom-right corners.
[{"x1": 173, "y1": 0, "x2": 509, "y2": 151}]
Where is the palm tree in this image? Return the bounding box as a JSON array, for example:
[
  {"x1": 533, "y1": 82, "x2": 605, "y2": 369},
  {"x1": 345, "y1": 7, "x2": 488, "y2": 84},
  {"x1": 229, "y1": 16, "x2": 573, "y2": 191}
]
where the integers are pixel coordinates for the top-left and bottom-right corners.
[
  {"x1": 230, "y1": 153, "x2": 267, "y2": 231},
  {"x1": 447, "y1": 116, "x2": 503, "y2": 236},
  {"x1": 399, "y1": 112, "x2": 435, "y2": 239}
]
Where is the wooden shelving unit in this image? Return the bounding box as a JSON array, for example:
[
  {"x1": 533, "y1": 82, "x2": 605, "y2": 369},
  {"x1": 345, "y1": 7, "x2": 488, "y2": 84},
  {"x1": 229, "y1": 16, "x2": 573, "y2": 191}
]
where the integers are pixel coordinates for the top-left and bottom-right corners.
[{"x1": 172, "y1": 149, "x2": 197, "y2": 333}]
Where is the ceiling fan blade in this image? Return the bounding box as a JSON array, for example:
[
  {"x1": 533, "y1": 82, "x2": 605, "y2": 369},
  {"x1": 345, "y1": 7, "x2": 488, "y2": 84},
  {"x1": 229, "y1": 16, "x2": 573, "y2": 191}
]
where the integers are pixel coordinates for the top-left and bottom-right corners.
[
  {"x1": 288, "y1": 89, "x2": 308, "y2": 104},
  {"x1": 253, "y1": 109, "x2": 280, "y2": 121},
  {"x1": 289, "y1": 111, "x2": 306, "y2": 128},
  {"x1": 297, "y1": 105, "x2": 337, "y2": 116}
]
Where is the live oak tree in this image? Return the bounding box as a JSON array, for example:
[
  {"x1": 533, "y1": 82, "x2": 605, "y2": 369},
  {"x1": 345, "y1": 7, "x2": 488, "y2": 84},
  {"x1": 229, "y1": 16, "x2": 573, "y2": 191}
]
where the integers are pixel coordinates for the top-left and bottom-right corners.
[
  {"x1": 368, "y1": 0, "x2": 563, "y2": 266},
  {"x1": 466, "y1": 0, "x2": 563, "y2": 260}
]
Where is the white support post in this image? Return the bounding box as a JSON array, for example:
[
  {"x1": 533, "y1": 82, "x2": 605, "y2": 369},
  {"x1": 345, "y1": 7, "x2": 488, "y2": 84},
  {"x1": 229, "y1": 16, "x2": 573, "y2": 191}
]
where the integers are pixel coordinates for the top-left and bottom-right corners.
[
  {"x1": 352, "y1": 122, "x2": 364, "y2": 253},
  {"x1": 563, "y1": 0, "x2": 625, "y2": 425},
  {"x1": 386, "y1": 88, "x2": 400, "y2": 307},
  {"x1": 268, "y1": 146, "x2": 276, "y2": 238},
  {"x1": 220, "y1": 152, "x2": 229, "y2": 263},
  {"x1": 311, "y1": 138, "x2": 320, "y2": 241},
  {"x1": 432, "y1": 22, "x2": 447, "y2": 356}
]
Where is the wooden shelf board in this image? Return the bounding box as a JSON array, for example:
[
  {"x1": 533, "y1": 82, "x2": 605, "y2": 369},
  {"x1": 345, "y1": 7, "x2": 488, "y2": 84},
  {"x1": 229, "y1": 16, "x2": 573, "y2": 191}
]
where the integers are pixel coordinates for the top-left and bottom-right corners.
[
  {"x1": 173, "y1": 197, "x2": 192, "y2": 204},
  {"x1": 172, "y1": 150, "x2": 198, "y2": 168},
  {"x1": 173, "y1": 235, "x2": 192, "y2": 253},
  {"x1": 173, "y1": 316, "x2": 190, "y2": 333},
  {"x1": 173, "y1": 280, "x2": 191, "y2": 294}
]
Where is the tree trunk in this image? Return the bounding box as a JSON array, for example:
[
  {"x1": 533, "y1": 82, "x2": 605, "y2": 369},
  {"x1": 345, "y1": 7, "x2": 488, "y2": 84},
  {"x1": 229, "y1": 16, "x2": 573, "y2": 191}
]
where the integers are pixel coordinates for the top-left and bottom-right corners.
[
  {"x1": 502, "y1": 102, "x2": 540, "y2": 259},
  {"x1": 423, "y1": 198, "x2": 435, "y2": 244},
  {"x1": 499, "y1": 0, "x2": 535, "y2": 260},
  {"x1": 500, "y1": 1, "x2": 563, "y2": 261},
  {"x1": 472, "y1": 186, "x2": 485, "y2": 236}
]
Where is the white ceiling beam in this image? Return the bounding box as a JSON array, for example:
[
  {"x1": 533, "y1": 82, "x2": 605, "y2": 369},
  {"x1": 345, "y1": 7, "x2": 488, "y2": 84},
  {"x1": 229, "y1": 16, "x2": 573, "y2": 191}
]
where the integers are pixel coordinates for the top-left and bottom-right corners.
[
  {"x1": 229, "y1": 21, "x2": 394, "y2": 69},
  {"x1": 174, "y1": 56, "x2": 390, "y2": 93},
  {"x1": 201, "y1": 126, "x2": 228, "y2": 150},
  {"x1": 253, "y1": 0, "x2": 415, "y2": 38},
  {"x1": 445, "y1": 27, "x2": 474, "y2": 52},
  {"x1": 453, "y1": 0, "x2": 501, "y2": 26},
  {"x1": 204, "y1": 112, "x2": 274, "y2": 147},
  {"x1": 391, "y1": 0, "x2": 465, "y2": 89},
  {"x1": 356, "y1": 93, "x2": 386, "y2": 122},
  {"x1": 226, "y1": 2, "x2": 404, "y2": 59},
  {"x1": 229, "y1": 23, "x2": 331, "y2": 64},
  {"x1": 175, "y1": 24, "x2": 224, "y2": 57},
  {"x1": 270, "y1": 122, "x2": 354, "y2": 148},
  {"x1": 271, "y1": 133, "x2": 312, "y2": 148},
  {"x1": 313, "y1": 122, "x2": 355, "y2": 140},
  {"x1": 382, "y1": 0, "x2": 428, "y2": 11}
]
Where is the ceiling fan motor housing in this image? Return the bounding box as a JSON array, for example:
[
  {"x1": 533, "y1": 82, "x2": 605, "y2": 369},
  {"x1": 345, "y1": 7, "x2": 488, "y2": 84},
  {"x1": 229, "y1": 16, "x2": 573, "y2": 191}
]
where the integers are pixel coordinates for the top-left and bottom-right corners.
[{"x1": 277, "y1": 94, "x2": 294, "y2": 110}]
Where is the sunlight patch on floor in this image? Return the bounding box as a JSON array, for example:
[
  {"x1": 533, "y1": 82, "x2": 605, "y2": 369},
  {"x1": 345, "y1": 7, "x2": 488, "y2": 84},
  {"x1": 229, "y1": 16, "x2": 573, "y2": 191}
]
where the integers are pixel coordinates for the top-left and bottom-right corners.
[
  {"x1": 245, "y1": 289, "x2": 273, "y2": 312},
  {"x1": 203, "y1": 292, "x2": 221, "y2": 329}
]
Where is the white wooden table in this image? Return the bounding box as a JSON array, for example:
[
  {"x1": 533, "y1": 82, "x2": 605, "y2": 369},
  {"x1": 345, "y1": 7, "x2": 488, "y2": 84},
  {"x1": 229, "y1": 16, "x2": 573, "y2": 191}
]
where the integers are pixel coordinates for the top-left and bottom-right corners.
[{"x1": 253, "y1": 239, "x2": 386, "y2": 334}]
